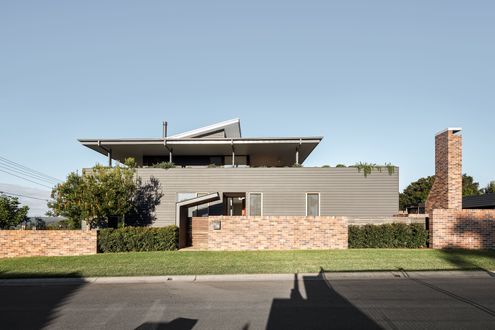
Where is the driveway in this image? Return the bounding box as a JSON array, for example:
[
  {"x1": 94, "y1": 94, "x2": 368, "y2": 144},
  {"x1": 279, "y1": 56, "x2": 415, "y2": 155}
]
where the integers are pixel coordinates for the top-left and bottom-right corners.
[{"x1": 1, "y1": 274, "x2": 495, "y2": 329}]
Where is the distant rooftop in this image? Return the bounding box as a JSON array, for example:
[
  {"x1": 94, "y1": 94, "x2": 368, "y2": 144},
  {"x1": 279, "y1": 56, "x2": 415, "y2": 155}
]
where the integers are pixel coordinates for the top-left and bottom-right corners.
[{"x1": 463, "y1": 193, "x2": 495, "y2": 209}]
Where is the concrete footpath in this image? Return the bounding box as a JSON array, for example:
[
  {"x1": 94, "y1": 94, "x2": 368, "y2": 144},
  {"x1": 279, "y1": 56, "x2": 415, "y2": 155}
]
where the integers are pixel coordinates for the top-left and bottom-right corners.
[{"x1": 0, "y1": 270, "x2": 494, "y2": 285}]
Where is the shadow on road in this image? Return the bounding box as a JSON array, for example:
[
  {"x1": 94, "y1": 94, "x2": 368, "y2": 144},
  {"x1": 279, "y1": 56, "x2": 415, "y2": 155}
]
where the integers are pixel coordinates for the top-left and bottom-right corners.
[
  {"x1": 266, "y1": 270, "x2": 381, "y2": 330},
  {"x1": 136, "y1": 318, "x2": 198, "y2": 330},
  {"x1": 0, "y1": 271, "x2": 85, "y2": 329},
  {"x1": 438, "y1": 249, "x2": 495, "y2": 276}
]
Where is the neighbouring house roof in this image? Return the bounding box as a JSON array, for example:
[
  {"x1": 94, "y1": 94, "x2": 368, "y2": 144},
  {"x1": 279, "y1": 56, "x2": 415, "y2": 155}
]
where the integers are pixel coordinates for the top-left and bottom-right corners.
[
  {"x1": 79, "y1": 119, "x2": 323, "y2": 166},
  {"x1": 463, "y1": 193, "x2": 495, "y2": 209}
]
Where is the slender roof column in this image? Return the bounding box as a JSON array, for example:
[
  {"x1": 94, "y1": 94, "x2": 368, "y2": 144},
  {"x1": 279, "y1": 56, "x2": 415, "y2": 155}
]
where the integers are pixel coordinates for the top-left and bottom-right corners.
[{"x1": 108, "y1": 149, "x2": 112, "y2": 167}]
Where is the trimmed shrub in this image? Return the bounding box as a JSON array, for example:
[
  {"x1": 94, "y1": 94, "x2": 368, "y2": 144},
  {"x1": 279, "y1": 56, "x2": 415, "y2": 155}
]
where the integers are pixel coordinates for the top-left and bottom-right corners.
[
  {"x1": 98, "y1": 226, "x2": 178, "y2": 253},
  {"x1": 348, "y1": 223, "x2": 428, "y2": 248}
]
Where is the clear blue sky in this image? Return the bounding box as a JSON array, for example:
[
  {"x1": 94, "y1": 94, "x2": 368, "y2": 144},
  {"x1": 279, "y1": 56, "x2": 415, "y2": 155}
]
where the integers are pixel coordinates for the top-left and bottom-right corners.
[{"x1": 1, "y1": 0, "x2": 494, "y2": 192}]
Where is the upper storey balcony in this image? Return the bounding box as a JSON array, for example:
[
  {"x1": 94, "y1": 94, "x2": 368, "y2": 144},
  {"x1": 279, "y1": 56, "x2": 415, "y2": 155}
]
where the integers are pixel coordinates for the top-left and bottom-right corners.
[{"x1": 79, "y1": 118, "x2": 322, "y2": 168}]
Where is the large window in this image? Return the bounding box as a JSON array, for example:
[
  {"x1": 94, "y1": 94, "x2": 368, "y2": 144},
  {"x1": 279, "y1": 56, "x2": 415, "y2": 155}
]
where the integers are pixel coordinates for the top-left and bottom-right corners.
[
  {"x1": 306, "y1": 193, "x2": 320, "y2": 216},
  {"x1": 249, "y1": 193, "x2": 263, "y2": 216}
]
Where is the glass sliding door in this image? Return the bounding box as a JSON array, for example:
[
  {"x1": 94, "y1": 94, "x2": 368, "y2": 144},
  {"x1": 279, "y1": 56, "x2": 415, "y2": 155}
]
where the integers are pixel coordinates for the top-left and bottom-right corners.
[{"x1": 224, "y1": 193, "x2": 246, "y2": 216}]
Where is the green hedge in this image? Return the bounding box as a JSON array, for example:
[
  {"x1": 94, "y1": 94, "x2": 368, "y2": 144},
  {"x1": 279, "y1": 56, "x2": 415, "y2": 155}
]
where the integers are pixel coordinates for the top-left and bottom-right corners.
[
  {"x1": 98, "y1": 226, "x2": 179, "y2": 253},
  {"x1": 348, "y1": 223, "x2": 428, "y2": 248}
]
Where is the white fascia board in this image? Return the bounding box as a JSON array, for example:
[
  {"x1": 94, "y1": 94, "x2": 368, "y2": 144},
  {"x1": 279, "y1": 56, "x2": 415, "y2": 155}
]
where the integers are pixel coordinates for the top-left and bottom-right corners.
[
  {"x1": 166, "y1": 139, "x2": 321, "y2": 145},
  {"x1": 80, "y1": 139, "x2": 165, "y2": 145},
  {"x1": 80, "y1": 138, "x2": 322, "y2": 146}
]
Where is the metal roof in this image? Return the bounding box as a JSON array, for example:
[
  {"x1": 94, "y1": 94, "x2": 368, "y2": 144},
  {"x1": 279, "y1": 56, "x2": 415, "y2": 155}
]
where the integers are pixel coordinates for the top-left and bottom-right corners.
[
  {"x1": 463, "y1": 193, "x2": 495, "y2": 209},
  {"x1": 78, "y1": 119, "x2": 323, "y2": 166},
  {"x1": 79, "y1": 137, "x2": 322, "y2": 166},
  {"x1": 168, "y1": 118, "x2": 241, "y2": 139}
]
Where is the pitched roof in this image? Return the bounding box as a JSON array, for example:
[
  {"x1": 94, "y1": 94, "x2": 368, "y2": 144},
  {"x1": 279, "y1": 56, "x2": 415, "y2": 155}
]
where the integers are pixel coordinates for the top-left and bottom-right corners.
[
  {"x1": 168, "y1": 118, "x2": 241, "y2": 139},
  {"x1": 463, "y1": 193, "x2": 495, "y2": 209}
]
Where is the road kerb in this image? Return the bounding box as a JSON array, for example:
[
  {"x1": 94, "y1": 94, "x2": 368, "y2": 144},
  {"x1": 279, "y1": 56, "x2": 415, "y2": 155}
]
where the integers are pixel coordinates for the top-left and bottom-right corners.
[{"x1": 0, "y1": 270, "x2": 494, "y2": 285}]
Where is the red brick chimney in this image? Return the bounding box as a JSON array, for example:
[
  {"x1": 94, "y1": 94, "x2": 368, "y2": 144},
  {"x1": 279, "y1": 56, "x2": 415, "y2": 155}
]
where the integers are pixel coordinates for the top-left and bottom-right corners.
[{"x1": 425, "y1": 128, "x2": 462, "y2": 214}]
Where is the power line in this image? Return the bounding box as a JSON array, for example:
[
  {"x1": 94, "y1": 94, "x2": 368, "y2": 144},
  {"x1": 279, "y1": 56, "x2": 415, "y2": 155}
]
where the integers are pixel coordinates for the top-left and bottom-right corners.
[
  {"x1": 0, "y1": 190, "x2": 49, "y2": 201},
  {"x1": 0, "y1": 156, "x2": 62, "y2": 183},
  {"x1": 0, "y1": 157, "x2": 61, "y2": 183},
  {"x1": 0, "y1": 168, "x2": 53, "y2": 189},
  {"x1": 0, "y1": 162, "x2": 59, "y2": 185},
  {"x1": 0, "y1": 155, "x2": 62, "y2": 181}
]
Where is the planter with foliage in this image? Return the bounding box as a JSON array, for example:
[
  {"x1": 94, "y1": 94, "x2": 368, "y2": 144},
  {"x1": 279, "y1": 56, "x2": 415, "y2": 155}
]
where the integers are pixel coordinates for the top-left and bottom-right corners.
[{"x1": 152, "y1": 162, "x2": 176, "y2": 169}]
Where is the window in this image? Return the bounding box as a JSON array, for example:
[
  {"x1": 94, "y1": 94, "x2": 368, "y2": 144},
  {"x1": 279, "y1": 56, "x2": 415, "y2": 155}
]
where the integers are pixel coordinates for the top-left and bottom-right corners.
[
  {"x1": 177, "y1": 193, "x2": 198, "y2": 217},
  {"x1": 177, "y1": 192, "x2": 210, "y2": 217},
  {"x1": 249, "y1": 193, "x2": 263, "y2": 216},
  {"x1": 196, "y1": 193, "x2": 210, "y2": 217},
  {"x1": 306, "y1": 193, "x2": 320, "y2": 216},
  {"x1": 177, "y1": 193, "x2": 197, "y2": 202}
]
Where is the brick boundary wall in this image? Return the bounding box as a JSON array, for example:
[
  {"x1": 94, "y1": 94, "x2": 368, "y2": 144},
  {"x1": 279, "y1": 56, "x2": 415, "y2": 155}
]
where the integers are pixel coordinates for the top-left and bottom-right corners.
[
  {"x1": 0, "y1": 230, "x2": 97, "y2": 258},
  {"x1": 430, "y1": 209, "x2": 495, "y2": 249},
  {"x1": 191, "y1": 216, "x2": 348, "y2": 250}
]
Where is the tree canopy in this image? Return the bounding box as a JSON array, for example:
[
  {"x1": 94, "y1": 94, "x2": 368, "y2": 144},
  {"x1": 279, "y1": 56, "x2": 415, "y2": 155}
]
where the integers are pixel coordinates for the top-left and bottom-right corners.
[
  {"x1": 0, "y1": 195, "x2": 29, "y2": 229},
  {"x1": 482, "y1": 181, "x2": 495, "y2": 194},
  {"x1": 48, "y1": 159, "x2": 138, "y2": 229},
  {"x1": 399, "y1": 176, "x2": 435, "y2": 211},
  {"x1": 399, "y1": 174, "x2": 482, "y2": 210},
  {"x1": 462, "y1": 174, "x2": 481, "y2": 197}
]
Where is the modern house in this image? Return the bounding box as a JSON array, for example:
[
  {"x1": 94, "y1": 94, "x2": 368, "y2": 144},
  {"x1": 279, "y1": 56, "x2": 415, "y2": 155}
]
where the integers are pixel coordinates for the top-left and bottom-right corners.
[{"x1": 79, "y1": 119, "x2": 399, "y2": 247}]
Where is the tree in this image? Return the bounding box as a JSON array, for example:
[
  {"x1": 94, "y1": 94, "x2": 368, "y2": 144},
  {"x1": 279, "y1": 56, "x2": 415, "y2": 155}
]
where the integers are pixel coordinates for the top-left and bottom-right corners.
[
  {"x1": 49, "y1": 158, "x2": 137, "y2": 229},
  {"x1": 399, "y1": 176, "x2": 434, "y2": 211},
  {"x1": 399, "y1": 174, "x2": 481, "y2": 210},
  {"x1": 47, "y1": 172, "x2": 85, "y2": 229},
  {"x1": 462, "y1": 174, "x2": 481, "y2": 197},
  {"x1": 0, "y1": 195, "x2": 29, "y2": 229},
  {"x1": 482, "y1": 181, "x2": 495, "y2": 194}
]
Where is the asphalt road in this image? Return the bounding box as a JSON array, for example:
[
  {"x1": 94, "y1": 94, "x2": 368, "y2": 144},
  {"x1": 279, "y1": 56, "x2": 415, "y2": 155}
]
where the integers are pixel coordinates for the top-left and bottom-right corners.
[{"x1": 1, "y1": 274, "x2": 495, "y2": 329}]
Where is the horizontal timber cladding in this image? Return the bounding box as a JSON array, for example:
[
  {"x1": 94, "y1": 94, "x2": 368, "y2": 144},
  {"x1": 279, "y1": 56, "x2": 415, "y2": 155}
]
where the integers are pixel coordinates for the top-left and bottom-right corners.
[{"x1": 136, "y1": 167, "x2": 399, "y2": 227}]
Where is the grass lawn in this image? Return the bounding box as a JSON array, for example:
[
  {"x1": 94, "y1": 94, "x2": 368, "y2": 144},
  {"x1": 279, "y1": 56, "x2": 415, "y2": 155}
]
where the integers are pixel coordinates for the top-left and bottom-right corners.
[{"x1": 1, "y1": 249, "x2": 494, "y2": 279}]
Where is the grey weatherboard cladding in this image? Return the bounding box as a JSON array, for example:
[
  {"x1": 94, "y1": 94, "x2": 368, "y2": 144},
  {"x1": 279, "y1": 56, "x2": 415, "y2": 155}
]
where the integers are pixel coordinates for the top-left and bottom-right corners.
[{"x1": 136, "y1": 167, "x2": 399, "y2": 227}]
